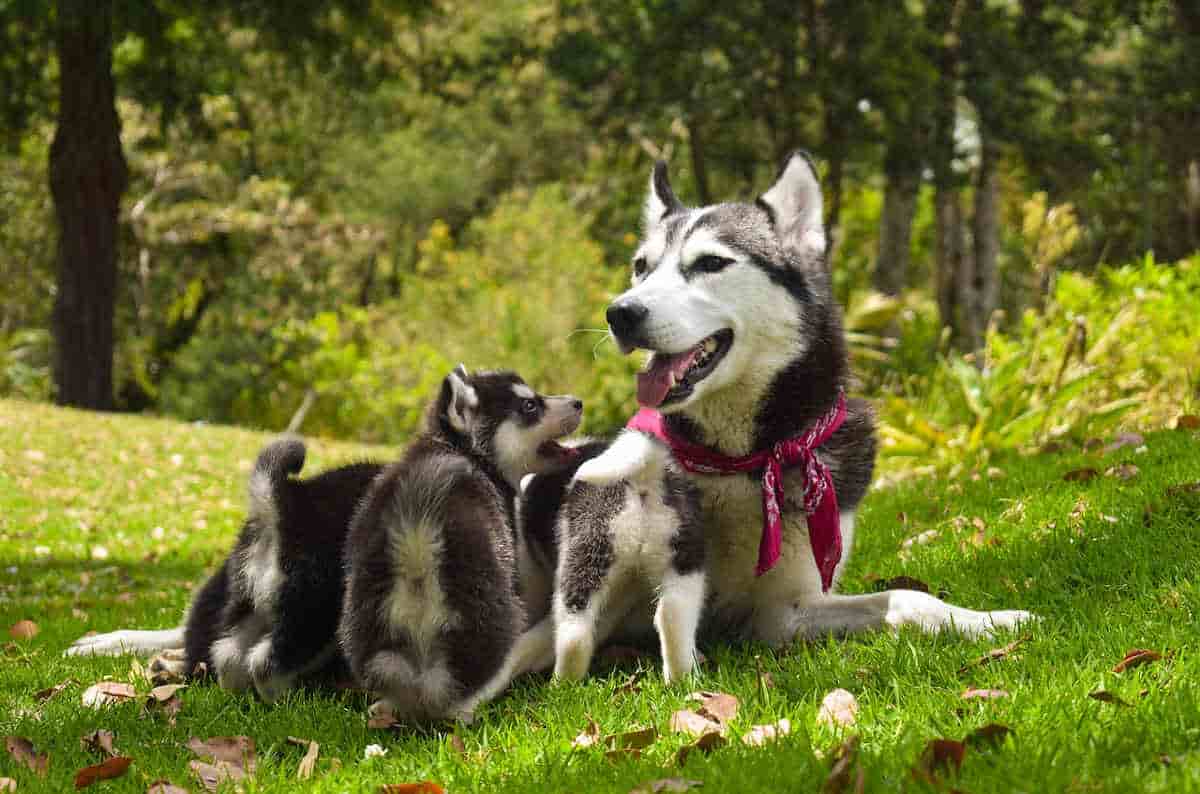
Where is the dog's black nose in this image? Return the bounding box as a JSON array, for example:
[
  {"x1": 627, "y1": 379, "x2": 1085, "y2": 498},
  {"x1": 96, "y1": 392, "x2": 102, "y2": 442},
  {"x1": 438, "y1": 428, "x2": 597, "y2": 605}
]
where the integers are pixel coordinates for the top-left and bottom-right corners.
[
  {"x1": 606, "y1": 300, "x2": 649, "y2": 339},
  {"x1": 571, "y1": 399, "x2": 583, "y2": 412}
]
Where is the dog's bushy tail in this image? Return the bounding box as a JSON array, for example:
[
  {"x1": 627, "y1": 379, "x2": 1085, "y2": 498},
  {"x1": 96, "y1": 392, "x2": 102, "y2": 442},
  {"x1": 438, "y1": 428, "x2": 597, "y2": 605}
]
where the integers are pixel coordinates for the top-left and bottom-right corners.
[{"x1": 247, "y1": 435, "x2": 306, "y2": 528}]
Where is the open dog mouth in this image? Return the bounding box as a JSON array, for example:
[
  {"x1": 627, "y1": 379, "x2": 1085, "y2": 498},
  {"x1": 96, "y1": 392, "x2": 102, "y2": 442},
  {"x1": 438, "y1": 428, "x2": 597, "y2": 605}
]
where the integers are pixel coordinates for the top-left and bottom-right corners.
[{"x1": 636, "y1": 329, "x2": 733, "y2": 408}]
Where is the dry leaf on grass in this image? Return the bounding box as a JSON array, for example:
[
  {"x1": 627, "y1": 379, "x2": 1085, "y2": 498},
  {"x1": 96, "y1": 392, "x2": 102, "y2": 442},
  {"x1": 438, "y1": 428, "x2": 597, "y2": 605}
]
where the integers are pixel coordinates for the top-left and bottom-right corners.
[
  {"x1": 8, "y1": 621, "x2": 38, "y2": 640},
  {"x1": 741, "y1": 719, "x2": 791, "y2": 747},
  {"x1": 957, "y1": 635, "x2": 1029, "y2": 674},
  {"x1": 1088, "y1": 689, "x2": 1131, "y2": 707},
  {"x1": 146, "y1": 780, "x2": 189, "y2": 793},
  {"x1": 571, "y1": 717, "x2": 601, "y2": 749},
  {"x1": 918, "y1": 738, "x2": 965, "y2": 777},
  {"x1": 1176, "y1": 415, "x2": 1200, "y2": 430},
  {"x1": 189, "y1": 760, "x2": 242, "y2": 792},
  {"x1": 686, "y1": 692, "x2": 739, "y2": 725},
  {"x1": 605, "y1": 748, "x2": 643, "y2": 762},
  {"x1": 188, "y1": 735, "x2": 255, "y2": 790},
  {"x1": 80, "y1": 730, "x2": 117, "y2": 758},
  {"x1": 670, "y1": 710, "x2": 723, "y2": 739},
  {"x1": 821, "y1": 735, "x2": 864, "y2": 794},
  {"x1": 817, "y1": 689, "x2": 858, "y2": 728},
  {"x1": 1113, "y1": 649, "x2": 1163, "y2": 673},
  {"x1": 34, "y1": 679, "x2": 77, "y2": 703},
  {"x1": 605, "y1": 726, "x2": 658, "y2": 751},
  {"x1": 74, "y1": 756, "x2": 132, "y2": 789},
  {"x1": 1063, "y1": 468, "x2": 1099, "y2": 482},
  {"x1": 963, "y1": 723, "x2": 1011, "y2": 749},
  {"x1": 5, "y1": 736, "x2": 48, "y2": 777},
  {"x1": 82, "y1": 682, "x2": 136, "y2": 708},
  {"x1": 1103, "y1": 433, "x2": 1144, "y2": 454},
  {"x1": 287, "y1": 737, "x2": 319, "y2": 781},
  {"x1": 675, "y1": 732, "x2": 726, "y2": 767},
  {"x1": 961, "y1": 688, "x2": 1009, "y2": 700},
  {"x1": 378, "y1": 784, "x2": 445, "y2": 794},
  {"x1": 0, "y1": 778, "x2": 15, "y2": 791},
  {"x1": 630, "y1": 778, "x2": 704, "y2": 793},
  {"x1": 1106, "y1": 463, "x2": 1140, "y2": 481}
]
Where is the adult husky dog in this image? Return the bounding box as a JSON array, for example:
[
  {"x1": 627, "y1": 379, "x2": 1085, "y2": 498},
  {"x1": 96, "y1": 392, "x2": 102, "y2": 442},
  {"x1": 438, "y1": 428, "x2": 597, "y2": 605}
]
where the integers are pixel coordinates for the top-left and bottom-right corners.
[{"x1": 578, "y1": 153, "x2": 1031, "y2": 648}]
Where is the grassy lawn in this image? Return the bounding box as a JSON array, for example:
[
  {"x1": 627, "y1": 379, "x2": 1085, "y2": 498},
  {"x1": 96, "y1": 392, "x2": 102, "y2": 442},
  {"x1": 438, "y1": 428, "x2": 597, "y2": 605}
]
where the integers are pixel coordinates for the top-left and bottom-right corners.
[{"x1": 2, "y1": 397, "x2": 1199, "y2": 792}]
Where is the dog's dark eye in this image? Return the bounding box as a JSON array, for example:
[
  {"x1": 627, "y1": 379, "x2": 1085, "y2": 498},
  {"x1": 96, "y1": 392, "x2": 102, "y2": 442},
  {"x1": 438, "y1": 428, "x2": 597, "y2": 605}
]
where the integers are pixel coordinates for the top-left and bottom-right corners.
[
  {"x1": 522, "y1": 399, "x2": 539, "y2": 415},
  {"x1": 633, "y1": 256, "x2": 648, "y2": 277},
  {"x1": 690, "y1": 255, "x2": 733, "y2": 275}
]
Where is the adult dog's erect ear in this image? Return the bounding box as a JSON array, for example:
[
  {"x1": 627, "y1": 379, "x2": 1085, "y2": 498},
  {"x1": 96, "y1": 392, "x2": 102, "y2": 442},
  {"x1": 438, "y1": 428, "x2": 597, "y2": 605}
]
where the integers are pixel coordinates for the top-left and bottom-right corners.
[
  {"x1": 758, "y1": 151, "x2": 826, "y2": 257},
  {"x1": 443, "y1": 365, "x2": 479, "y2": 435},
  {"x1": 643, "y1": 160, "x2": 684, "y2": 231}
]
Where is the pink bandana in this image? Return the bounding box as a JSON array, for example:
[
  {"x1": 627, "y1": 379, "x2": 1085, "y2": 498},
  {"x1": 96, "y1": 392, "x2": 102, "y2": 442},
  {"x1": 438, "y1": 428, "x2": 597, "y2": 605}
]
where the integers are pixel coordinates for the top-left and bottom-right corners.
[{"x1": 626, "y1": 393, "x2": 847, "y2": 590}]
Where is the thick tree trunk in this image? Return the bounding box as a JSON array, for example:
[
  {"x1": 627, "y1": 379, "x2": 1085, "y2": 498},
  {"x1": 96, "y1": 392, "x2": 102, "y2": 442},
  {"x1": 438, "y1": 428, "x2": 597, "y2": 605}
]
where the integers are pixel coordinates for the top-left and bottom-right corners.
[
  {"x1": 874, "y1": 158, "x2": 921, "y2": 295},
  {"x1": 49, "y1": 0, "x2": 127, "y2": 410},
  {"x1": 966, "y1": 134, "x2": 1001, "y2": 351}
]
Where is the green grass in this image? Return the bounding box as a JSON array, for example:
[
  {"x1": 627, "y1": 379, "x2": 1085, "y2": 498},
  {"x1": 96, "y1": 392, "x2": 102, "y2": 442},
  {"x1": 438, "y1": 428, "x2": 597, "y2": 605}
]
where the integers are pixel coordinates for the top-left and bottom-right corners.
[{"x1": 2, "y1": 397, "x2": 1199, "y2": 792}]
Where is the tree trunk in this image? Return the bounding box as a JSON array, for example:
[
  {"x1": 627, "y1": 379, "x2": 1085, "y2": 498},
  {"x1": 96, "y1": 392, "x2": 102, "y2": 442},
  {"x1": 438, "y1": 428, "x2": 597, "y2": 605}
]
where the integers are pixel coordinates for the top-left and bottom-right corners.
[
  {"x1": 935, "y1": 186, "x2": 965, "y2": 343},
  {"x1": 967, "y1": 134, "x2": 1001, "y2": 352},
  {"x1": 49, "y1": 0, "x2": 127, "y2": 410},
  {"x1": 685, "y1": 116, "x2": 712, "y2": 205},
  {"x1": 874, "y1": 158, "x2": 921, "y2": 295}
]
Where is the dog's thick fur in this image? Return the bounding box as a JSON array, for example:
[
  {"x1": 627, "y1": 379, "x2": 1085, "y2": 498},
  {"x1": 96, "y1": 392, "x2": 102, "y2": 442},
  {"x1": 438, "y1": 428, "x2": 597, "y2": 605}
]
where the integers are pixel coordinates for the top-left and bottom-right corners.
[{"x1": 581, "y1": 154, "x2": 1031, "y2": 648}]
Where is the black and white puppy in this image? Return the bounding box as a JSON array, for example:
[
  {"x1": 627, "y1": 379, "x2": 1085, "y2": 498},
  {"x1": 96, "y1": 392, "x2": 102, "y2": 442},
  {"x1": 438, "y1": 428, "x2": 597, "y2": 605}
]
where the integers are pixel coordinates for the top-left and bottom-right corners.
[
  {"x1": 339, "y1": 365, "x2": 582, "y2": 723},
  {"x1": 192, "y1": 439, "x2": 382, "y2": 701},
  {"x1": 513, "y1": 435, "x2": 704, "y2": 684}
]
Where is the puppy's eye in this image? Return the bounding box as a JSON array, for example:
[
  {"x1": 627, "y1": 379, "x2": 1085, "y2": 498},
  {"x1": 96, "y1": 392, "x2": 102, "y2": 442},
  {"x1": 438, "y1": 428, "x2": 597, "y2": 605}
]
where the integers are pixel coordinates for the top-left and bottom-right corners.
[
  {"x1": 522, "y1": 399, "x2": 539, "y2": 415},
  {"x1": 633, "y1": 256, "x2": 648, "y2": 277},
  {"x1": 690, "y1": 255, "x2": 734, "y2": 274}
]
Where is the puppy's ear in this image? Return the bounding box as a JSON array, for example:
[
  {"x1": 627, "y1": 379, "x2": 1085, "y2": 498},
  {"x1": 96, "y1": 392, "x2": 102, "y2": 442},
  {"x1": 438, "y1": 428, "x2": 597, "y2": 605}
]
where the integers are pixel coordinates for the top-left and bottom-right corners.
[
  {"x1": 443, "y1": 366, "x2": 479, "y2": 435},
  {"x1": 643, "y1": 160, "x2": 684, "y2": 231},
  {"x1": 758, "y1": 151, "x2": 825, "y2": 258}
]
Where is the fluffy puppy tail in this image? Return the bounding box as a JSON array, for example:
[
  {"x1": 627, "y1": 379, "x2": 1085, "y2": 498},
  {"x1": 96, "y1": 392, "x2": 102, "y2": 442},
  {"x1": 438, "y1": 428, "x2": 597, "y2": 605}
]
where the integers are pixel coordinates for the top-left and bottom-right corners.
[{"x1": 247, "y1": 435, "x2": 306, "y2": 527}]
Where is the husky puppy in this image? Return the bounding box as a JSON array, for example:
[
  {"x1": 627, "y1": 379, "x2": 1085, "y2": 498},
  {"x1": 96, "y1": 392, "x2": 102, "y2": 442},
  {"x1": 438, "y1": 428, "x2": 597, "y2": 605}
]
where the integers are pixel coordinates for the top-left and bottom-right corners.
[
  {"x1": 586, "y1": 153, "x2": 1032, "y2": 647},
  {"x1": 339, "y1": 365, "x2": 582, "y2": 723},
  {"x1": 68, "y1": 439, "x2": 382, "y2": 704},
  {"x1": 515, "y1": 436, "x2": 704, "y2": 684}
]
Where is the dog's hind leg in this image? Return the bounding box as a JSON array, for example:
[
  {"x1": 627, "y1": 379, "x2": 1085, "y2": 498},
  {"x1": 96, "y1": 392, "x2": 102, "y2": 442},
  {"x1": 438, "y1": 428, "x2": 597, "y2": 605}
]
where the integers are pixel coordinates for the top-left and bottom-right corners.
[
  {"x1": 655, "y1": 570, "x2": 705, "y2": 684},
  {"x1": 782, "y1": 590, "x2": 1033, "y2": 642},
  {"x1": 64, "y1": 627, "x2": 185, "y2": 657}
]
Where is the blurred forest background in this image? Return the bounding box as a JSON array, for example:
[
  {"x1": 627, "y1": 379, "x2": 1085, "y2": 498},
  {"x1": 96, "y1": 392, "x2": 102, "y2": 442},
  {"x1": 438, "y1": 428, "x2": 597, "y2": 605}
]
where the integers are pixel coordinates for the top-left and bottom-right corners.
[{"x1": 2, "y1": 0, "x2": 1198, "y2": 472}]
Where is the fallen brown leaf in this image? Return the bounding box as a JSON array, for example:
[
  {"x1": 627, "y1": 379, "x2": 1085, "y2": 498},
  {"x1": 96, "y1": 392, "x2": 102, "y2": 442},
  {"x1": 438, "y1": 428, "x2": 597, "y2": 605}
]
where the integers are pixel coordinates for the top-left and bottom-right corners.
[
  {"x1": 741, "y1": 719, "x2": 791, "y2": 747},
  {"x1": 81, "y1": 730, "x2": 117, "y2": 758},
  {"x1": 74, "y1": 756, "x2": 132, "y2": 789},
  {"x1": 189, "y1": 760, "x2": 242, "y2": 792},
  {"x1": 670, "y1": 710, "x2": 723, "y2": 739},
  {"x1": 1103, "y1": 433, "x2": 1144, "y2": 454},
  {"x1": 630, "y1": 778, "x2": 704, "y2": 793},
  {"x1": 822, "y1": 735, "x2": 864, "y2": 794},
  {"x1": 964, "y1": 723, "x2": 1011, "y2": 749},
  {"x1": 8, "y1": 621, "x2": 38, "y2": 640},
  {"x1": 571, "y1": 717, "x2": 601, "y2": 749},
  {"x1": 957, "y1": 635, "x2": 1029, "y2": 674},
  {"x1": 81, "y1": 682, "x2": 136, "y2": 708},
  {"x1": 675, "y1": 732, "x2": 726, "y2": 767},
  {"x1": 1113, "y1": 649, "x2": 1163, "y2": 673},
  {"x1": 686, "y1": 691, "x2": 739, "y2": 725},
  {"x1": 287, "y1": 737, "x2": 319, "y2": 781},
  {"x1": 1165, "y1": 482, "x2": 1200, "y2": 498},
  {"x1": 961, "y1": 688, "x2": 1009, "y2": 700},
  {"x1": 605, "y1": 726, "x2": 658, "y2": 751},
  {"x1": 34, "y1": 679, "x2": 77, "y2": 703},
  {"x1": 146, "y1": 780, "x2": 189, "y2": 794},
  {"x1": 1106, "y1": 463, "x2": 1140, "y2": 481},
  {"x1": 1088, "y1": 689, "x2": 1131, "y2": 706},
  {"x1": 378, "y1": 785, "x2": 445, "y2": 794},
  {"x1": 1176, "y1": 415, "x2": 1200, "y2": 430},
  {"x1": 817, "y1": 689, "x2": 859, "y2": 728},
  {"x1": 0, "y1": 778, "x2": 14, "y2": 792},
  {"x1": 1063, "y1": 468, "x2": 1099, "y2": 482},
  {"x1": 918, "y1": 738, "x2": 965, "y2": 776},
  {"x1": 4, "y1": 737, "x2": 48, "y2": 777},
  {"x1": 187, "y1": 736, "x2": 256, "y2": 782},
  {"x1": 604, "y1": 748, "x2": 642, "y2": 762},
  {"x1": 148, "y1": 684, "x2": 186, "y2": 702}
]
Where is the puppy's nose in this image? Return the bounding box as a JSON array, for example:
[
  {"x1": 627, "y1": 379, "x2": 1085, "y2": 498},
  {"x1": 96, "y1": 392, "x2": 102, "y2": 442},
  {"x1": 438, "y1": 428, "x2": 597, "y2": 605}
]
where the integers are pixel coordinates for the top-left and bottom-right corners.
[
  {"x1": 606, "y1": 300, "x2": 649, "y2": 339},
  {"x1": 570, "y1": 398, "x2": 583, "y2": 412}
]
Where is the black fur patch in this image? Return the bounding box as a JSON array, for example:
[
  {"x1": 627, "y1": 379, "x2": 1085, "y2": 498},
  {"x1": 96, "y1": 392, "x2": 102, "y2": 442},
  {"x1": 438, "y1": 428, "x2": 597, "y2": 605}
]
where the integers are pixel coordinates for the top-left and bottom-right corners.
[{"x1": 558, "y1": 480, "x2": 624, "y2": 614}]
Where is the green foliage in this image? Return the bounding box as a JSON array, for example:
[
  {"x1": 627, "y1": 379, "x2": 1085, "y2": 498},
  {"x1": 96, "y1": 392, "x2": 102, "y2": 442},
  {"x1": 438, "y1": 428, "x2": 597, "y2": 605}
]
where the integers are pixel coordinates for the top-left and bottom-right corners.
[{"x1": 878, "y1": 254, "x2": 1200, "y2": 472}]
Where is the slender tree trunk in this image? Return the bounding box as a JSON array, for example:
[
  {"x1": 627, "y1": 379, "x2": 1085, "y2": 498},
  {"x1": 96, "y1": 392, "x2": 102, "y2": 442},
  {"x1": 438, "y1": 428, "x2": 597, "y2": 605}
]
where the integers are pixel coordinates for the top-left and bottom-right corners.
[
  {"x1": 49, "y1": 0, "x2": 127, "y2": 409},
  {"x1": 824, "y1": 147, "x2": 845, "y2": 261},
  {"x1": 874, "y1": 157, "x2": 921, "y2": 295},
  {"x1": 929, "y1": 0, "x2": 964, "y2": 345},
  {"x1": 967, "y1": 134, "x2": 1001, "y2": 351},
  {"x1": 935, "y1": 186, "x2": 964, "y2": 342},
  {"x1": 685, "y1": 116, "x2": 712, "y2": 205}
]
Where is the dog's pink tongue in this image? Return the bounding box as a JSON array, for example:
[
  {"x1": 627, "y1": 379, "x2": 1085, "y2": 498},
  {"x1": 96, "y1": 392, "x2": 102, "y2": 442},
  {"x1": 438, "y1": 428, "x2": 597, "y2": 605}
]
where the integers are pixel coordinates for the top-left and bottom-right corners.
[{"x1": 637, "y1": 348, "x2": 700, "y2": 407}]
